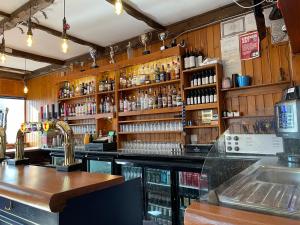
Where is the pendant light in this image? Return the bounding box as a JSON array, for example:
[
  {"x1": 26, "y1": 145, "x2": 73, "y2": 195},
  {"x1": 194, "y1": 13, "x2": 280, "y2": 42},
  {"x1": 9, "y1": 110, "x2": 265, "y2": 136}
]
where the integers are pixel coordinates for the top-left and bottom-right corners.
[
  {"x1": 1, "y1": 24, "x2": 6, "y2": 64},
  {"x1": 61, "y1": 0, "x2": 69, "y2": 53},
  {"x1": 27, "y1": 6, "x2": 33, "y2": 47},
  {"x1": 115, "y1": 0, "x2": 123, "y2": 15},
  {"x1": 23, "y1": 59, "x2": 28, "y2": 94}
]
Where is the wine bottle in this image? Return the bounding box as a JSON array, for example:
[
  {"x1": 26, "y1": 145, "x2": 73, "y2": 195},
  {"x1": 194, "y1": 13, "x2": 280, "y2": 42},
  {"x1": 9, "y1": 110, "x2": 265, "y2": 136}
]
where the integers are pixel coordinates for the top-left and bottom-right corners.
[
  {"x1": 197, "y1": 72, "x2": 202, "y2": 86},
  {"x1": 187, "y1": 92, "x2": 191, "y2": 105},
  {"x1": 205, "y1": 89, "x2": 210, "y2": 103},
  {"x1": 197, "y1": 90, "x2": 201, "y2": 104},
  {"x1": 190, "y1": 91, "x2": 194, "y2": 105},
  {"x1": 213, "y1": 69, "x2": 217, "y2": 83},
  {"x1": 209, "y1": 89, "x2": 214, "y2": 103},
  {"x1": 190, "y1": 75, "x2": 194, "y2": 87},
  {"x1": 202, "y1": 71, "x2": 206, "y2": 85},
  {"x1": 213, "y1": 88, "x2": 217, "y2": 103},
  {"x1": 184, "y1": 48, "x2": 190, "y2": 69},
  {"x1": 201, "y1": 90, "x2": 206, "y2": 104},
  {"x1": 189, "y1": 47, "x2": 196, "y2": 68},
  {"x1": 209, "y1": 70, "x2": 213, "y2": 84},
  {"x1": 193, "y1": 90, "x2": 198, "y2": 105},
  {"x1": 193, "y1": 73, "x2": 198, "y2": 87}
]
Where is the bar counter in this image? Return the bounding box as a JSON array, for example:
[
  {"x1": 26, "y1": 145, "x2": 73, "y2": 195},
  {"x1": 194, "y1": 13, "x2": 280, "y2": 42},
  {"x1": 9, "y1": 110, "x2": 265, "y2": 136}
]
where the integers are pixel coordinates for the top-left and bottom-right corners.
[{"x1": 0, "y1": 163, "x2": 142, "y2": 225}]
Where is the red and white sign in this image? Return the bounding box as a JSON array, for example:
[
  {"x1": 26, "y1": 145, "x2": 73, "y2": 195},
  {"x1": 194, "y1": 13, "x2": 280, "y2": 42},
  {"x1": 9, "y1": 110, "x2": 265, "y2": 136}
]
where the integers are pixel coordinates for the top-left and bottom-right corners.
[{"x1": 239, "y1": 31, "x2": 260, "y2": 60}]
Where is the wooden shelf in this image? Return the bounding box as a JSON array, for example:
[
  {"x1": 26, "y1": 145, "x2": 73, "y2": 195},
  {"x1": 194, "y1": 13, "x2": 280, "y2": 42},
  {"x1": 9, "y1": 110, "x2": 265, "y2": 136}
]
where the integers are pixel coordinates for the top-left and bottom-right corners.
[
  {"x1": 97, "y1": 90, "x2": 115, "y2": 95},
  {"x1": 118, "y1": 131, "x2": 182, "y2": 135},
  {"x1": 221, "y1": 81, "x2": 290, "y2": 92},
  {"x1": 119, "y1": 117, "x2": 182, "y2": 124},
  {"x1": 185, "y1": 103, "x2": 218, "y2": 111},
  {"x1": 118, "y1": 79, "x2": 180, "y2": 92},
  {"x1": 62, "y1": 114, "x2": 96, "y2": 121},
  {"x1": 222, "y1": 115, "x2": 274, "y2": 120},
  {"x1": 118, "y1": 107, "x2": 182, "y2": 117},
  {"x1": 183, "y1": 63, "x2": 219, "y2": 73},
  {"x1": 95, "y1": 113, "x2": 114, "y2": 119},
  {"x1": 185, "y1": 124, "x2": 219, "y2": 129},
  {"x1": 58, "y1": 93, "x2": 96, "y2": 102},
  {"x1": 184, "y1": 83, "x2": 216, "y2": 91}
]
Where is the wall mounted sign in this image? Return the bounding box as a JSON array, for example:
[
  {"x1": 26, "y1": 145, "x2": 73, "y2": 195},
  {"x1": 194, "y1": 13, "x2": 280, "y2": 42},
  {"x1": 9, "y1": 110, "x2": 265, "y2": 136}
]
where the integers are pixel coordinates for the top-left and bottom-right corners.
[
  {"x1": 239, "y1": 31, "x2": 260, "y2": 60},
  {"x1": 221, "y1": 17, "x2": 245, "y2": 38}
]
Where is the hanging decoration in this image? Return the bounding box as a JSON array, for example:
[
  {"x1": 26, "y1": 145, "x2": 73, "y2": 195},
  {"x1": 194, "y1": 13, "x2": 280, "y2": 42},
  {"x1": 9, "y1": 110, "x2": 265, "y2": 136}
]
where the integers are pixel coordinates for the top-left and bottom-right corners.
[{"x1": 27, "y1": 6, "x2": 33, "y2": 47}]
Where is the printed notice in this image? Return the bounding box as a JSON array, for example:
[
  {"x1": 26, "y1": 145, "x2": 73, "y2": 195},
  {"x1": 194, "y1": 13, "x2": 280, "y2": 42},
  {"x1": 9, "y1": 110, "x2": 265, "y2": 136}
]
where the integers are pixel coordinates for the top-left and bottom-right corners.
[{"x1": 240, "y1": 31, "x2": 260, "y2": 60}]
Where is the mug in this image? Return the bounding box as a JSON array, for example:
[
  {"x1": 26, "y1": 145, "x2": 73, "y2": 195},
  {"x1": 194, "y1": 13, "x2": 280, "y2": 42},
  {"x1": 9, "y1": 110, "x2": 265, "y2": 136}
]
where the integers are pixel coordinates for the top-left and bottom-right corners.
[{"x1": 237, "y1": 75, "x2": 250, "y2": 87}]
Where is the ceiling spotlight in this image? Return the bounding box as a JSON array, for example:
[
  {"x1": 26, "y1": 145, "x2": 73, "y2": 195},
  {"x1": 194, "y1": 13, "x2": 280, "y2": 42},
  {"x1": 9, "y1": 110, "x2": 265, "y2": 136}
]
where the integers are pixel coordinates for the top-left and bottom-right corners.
[
  {"x1": 1, "y1": 26, "x2": 6, "y2": 64},
  {"x1": 61, "y1": 0, "x2": 70, "y2": 53},
  {"x1": 115, "y1": 0, "x2": 123, "y2": 15}
]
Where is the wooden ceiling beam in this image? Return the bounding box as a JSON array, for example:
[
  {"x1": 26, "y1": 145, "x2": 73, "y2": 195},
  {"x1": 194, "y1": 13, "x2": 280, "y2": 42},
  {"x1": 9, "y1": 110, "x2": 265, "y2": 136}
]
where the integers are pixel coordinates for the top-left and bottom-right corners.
[
  {"x1": 0, "y1": 11, "x2": 9, "y2": 19},
  {"x1": 1, "y1": 0, "x2": 55, "y2": 31},
  {"x1": 31, "y1": 22, "x2": 105, "y2": 51},
  {"x1": 0, "y1": 70, "x2": 25, "y2": 80},
  {"x1": 105, "y1": 0, "x2": 165, "y2": 31},
  {"x1": 0, "y1": 66, "x2": 30, "y2": 75},
  {"x1": 5, "y1": 47, "x2": 65, "y2": 65}
]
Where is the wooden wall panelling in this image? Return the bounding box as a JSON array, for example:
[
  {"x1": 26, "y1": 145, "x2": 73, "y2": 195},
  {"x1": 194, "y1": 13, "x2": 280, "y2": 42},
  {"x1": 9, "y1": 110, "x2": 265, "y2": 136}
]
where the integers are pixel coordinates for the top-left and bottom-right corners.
[{"x1": 0, "y1": 78, "x2": 24, "y2": 98}]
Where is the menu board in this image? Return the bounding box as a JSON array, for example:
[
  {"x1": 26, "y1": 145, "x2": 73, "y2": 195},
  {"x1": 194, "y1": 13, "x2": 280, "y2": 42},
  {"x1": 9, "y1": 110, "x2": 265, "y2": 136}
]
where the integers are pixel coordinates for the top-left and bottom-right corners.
[{"x1": 239, "y1": 31, "x2": 260, "y2": 60}]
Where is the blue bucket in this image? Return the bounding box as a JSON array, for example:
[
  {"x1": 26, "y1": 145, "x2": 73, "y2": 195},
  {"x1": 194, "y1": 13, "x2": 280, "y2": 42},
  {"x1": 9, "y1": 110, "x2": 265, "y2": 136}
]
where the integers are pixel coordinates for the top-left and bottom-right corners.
[{"x1": 237, "y1": 75, "x2": 250, "y2": 87}]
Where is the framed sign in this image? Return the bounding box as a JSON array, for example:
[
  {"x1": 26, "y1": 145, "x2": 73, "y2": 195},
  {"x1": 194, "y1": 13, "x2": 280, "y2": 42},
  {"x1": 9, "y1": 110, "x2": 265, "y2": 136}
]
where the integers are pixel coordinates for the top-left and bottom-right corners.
[{"x1": 239, "y1": 31, "x2": 260, "y2": 60}]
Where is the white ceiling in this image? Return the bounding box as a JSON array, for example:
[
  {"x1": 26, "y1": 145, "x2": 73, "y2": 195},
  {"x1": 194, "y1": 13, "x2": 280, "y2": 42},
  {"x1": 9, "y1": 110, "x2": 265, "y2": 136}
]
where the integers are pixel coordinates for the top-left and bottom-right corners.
[
  {"x1": 129, "y1": 0, "x2": 234, "y2": 26},
  {"x1": 0, "y1": 0, "x2": 236, "y2": 73},
  {"x1": 1, "y1": 0, "x2": 28, "y2": 14},
  {"x1": 0, "y1": 55, "x2": 50, "y2": 71}
]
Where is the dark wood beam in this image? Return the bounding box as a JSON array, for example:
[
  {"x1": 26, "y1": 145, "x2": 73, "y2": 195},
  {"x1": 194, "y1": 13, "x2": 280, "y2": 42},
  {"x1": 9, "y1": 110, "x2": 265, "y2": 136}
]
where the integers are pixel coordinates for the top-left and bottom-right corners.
[
  {"x1": 31, "y1": 22, "x2": 105, "y2": 51},
  {"x1": 0, "y1": 70, "x2": 25, "y2": 80},
  {"x1": 5, "y1": 47, "x2": 65, "y2": 65},
  {"x1": 0, "y1": 66, "x2": 30, "y2": 74},
  {"x1": 105, "y1": 0, "x2": 165, "y2": 31},
  {"x1": 0, "y1": 11, "x2": 9, "y2": 18},
  {"x1": 1, "y1": 0, "x2": 55, "y2": 31}
]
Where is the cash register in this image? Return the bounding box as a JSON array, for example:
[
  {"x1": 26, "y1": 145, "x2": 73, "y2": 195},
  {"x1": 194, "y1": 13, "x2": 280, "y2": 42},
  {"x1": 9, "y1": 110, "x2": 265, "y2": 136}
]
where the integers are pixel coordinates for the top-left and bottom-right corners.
[
  {"x1": 275, "y1": 85, "x2": 300, "y2": 163},
  {"x1": 85, "y1": 130, "x2": 117, "y2": 152}
]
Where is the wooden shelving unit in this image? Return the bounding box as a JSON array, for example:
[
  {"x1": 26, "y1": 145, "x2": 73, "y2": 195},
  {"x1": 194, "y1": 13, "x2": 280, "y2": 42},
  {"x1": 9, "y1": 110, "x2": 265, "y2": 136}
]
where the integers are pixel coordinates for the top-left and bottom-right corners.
[
  {"x1": 119, "y1": 117, "x2": 182, "y2": 124},
  {"x1": 183, "y1": 63, "x2": 224, "y2": 145},
  {"x1": 221, "y1": 81, "x2": 290, "y2": 92},
  {"x1": 118, "y1": 131, "x2": 182, "y2": 135},
  {"x1": 58, "y1": 93, "x2": 96, "y2": 102}
]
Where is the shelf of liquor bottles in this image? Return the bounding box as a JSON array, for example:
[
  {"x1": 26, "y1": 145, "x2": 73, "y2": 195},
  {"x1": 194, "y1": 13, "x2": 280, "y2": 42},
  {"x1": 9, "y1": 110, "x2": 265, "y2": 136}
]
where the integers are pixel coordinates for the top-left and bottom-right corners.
[{"x1": 185, "y1": 103, "x2": 218, "y2": 111}]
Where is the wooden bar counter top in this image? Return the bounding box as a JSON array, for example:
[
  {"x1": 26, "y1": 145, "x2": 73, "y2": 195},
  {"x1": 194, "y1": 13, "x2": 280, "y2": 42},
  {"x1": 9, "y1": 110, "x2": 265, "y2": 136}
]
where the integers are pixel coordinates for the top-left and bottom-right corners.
[
  {"x1": 0, "y1": 164, "x2": 124, "y2": 213},
  {"x1": 185, "y1": 202, "x2": 300, "y2": 225}
]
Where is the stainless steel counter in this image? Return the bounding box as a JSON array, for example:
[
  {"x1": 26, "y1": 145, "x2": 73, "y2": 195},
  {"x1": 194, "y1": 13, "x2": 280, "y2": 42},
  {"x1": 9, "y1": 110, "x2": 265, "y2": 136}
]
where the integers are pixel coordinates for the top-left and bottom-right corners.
[{"x1": 215, "y1": 157, "x2": 300, "y2": 219}]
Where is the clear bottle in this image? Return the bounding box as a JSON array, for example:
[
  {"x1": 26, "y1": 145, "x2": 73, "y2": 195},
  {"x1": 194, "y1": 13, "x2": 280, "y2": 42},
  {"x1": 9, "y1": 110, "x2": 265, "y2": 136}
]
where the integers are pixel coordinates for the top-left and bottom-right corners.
[
  {"x1": 162, "y1": 88, "x2": 167, "y2": 108},
  {"x1": 119, "y1": 95, "x2": 124, "y2": 112}
]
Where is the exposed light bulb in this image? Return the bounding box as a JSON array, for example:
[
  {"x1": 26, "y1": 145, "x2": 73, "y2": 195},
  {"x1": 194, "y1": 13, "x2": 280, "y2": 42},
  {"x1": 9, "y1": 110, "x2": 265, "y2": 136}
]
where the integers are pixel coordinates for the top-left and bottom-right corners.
[
  {"x1": 0, "y1": 53, "x2": 6, "y2": 63},
  {"x1": 61, "y1": 38, "x2": 68, "y2": 53},
  {"x1": 23, "y1": 85, "x2": 28, "y2": 94},
  {"x1": 27, "y1": 34, "x2": 33, "y2": 47},
  {"x1": 115, "y1": 0, "x2": 123, "y2": 15}
]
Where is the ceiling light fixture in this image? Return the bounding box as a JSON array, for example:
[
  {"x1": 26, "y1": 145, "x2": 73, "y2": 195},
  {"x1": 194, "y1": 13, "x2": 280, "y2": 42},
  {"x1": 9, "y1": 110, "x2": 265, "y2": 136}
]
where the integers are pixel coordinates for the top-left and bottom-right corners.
[
  {"x1": 1, "y1": 24, "x2": 6, "y2": 64},
  {"x1": 61, "y1": 0, "x2": 70, "y2": 53},
  {"x1": 115, "y1": 0, "x2": 123, "y2": 15},
  {"x1": 27, "y1": 5, "x2": 33, "y2": 47},
  {"x1": 23, "y1": 59, "x2": 28, "y2": 94}
]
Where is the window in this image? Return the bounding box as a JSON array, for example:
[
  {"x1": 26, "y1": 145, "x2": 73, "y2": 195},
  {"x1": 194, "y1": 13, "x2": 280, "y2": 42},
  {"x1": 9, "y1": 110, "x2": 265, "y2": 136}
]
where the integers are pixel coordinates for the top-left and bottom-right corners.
[{"x1": 0, "y1": 98, "x2": 25, "y2": 144}]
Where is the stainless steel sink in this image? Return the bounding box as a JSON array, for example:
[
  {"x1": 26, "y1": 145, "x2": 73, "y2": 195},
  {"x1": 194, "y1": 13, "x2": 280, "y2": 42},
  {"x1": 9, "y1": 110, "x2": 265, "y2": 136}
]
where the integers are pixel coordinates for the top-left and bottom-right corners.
[{"x1": 216, "y1": 162, "x2": 300, "y2": 218}]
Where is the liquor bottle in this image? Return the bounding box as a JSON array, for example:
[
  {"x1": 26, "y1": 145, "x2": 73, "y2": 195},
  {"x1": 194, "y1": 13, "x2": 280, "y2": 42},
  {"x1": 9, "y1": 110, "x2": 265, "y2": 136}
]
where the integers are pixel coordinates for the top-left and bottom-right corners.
[
  {"x1": 193, "y1": 73, "x2": 198, "y2": 87},
  {"x1": 160, "y1": 65, "x2": 166, "y2": 82},
  {"x1": 184, "y1": 48, "x2": 190, "y2": 69},
  {"x1": 209, "y1": 70, "x2": 213, "y2": 84},
  {"x1": 167, "y1": 86, "x2": 172, "y2": 108},
  {"x1": 205, "y1": 89, "x2": 210, "y2": 103},
  {"x1": 166, "y1": 64, "x2": 171, "y2": 81},
  {"x1": 186, "y1": 92, "x2": 191, "y2": 105},
  {"x1": 127, "y1": 97, "x2": 132, "y2": 112},
  {"x1": 132, "y1": 96, "x2": 137, "y2": 111},
  {"x1": 197, "y1": 89, "x2": 201, "y2": 104},
  {"x1": 197, "y1": 72, "x2": 202, "y2": 86},
  {"x1": 176, "y1": 89, "x2": 182, "y2": 106},
  {"x1": 171, "y1": 62, "x2": 176, "y2": 80},
  {"x1": 201, "y1": 71, "x2": 206, "y2": 85},
  {"x1": 213, "y1": 88, "x2": 217, "y2": 103},
  {"x1": 140, "y1": 91, "x2": 145, "y2": 110},
  {"x1": 190, "y1": 91, "x2": 194, "y2": 105},
  {"x1": 189, "y1": 47, "x2": 196, "y2": 69},
  {"x1": 136, "y1": 91, "x2": 141, "y2": 111},
  {"x1": 172, "y1": 86, "x2": 177, "y2": 107},
  {"x1": 175, "y1": 57, "x2": 181, "y2": 79},
  {"x1": 209, "y1": 89, "x2": 214, "y2": 103},
  {"x1": 155, "y1": 65, "x2": 160, "y2": 83},
  {"x1": 119, "y1": 96, "x2": 124, "y2": 112},
  {"x1": 144, "y1": 91, "x2": 149, "y2": 110},
  {"x1": 153, "y1": 91, "x2": 158, "y2": 109},
  {"x1": 158, "y1": 88, "x2": 163, "y2": 109},
  {"x1": 213, "y1": 69, "x2": 217, "y2": 83},
  {"x1": 193, "y1": 90, "x2": 198, "y2": 105},
  {"x1": 123, "y1": 97, "x2": 128, "y2": 112},
  {"x1": 197, "y1": 50, "x2": 204, "y2": 66},
  {"x1": 190, "y1": 75, "x2": 194, "y2": 87},
  {"x1": 148, "y1": 89, "x2": 154, "y2": 109},
  {"x1": 201, "y1": 89, "x2": 206, "y2": 104},
  {"x1": 162, "y1": 88, "x2": 167, "y2": 108}
]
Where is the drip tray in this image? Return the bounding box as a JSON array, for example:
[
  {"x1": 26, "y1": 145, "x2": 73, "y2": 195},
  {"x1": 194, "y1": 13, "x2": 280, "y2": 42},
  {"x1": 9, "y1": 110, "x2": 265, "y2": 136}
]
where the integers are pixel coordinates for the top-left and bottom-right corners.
[{"x1": 217, "y1": 166, "x2": 300, "y2": 218}]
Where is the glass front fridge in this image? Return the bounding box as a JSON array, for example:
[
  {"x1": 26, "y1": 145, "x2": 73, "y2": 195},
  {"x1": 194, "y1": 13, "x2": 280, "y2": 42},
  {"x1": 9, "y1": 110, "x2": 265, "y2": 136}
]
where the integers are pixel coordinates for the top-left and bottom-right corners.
[
  {"x1": 178, "y1": 171, "x2": 208, "y2": 225},
  {"x1": 145, "y1": 168, "x2": 172, "y2": 225},
  {"x1": 87, "y1": 158, "x2": 113, "y2": 174}
]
